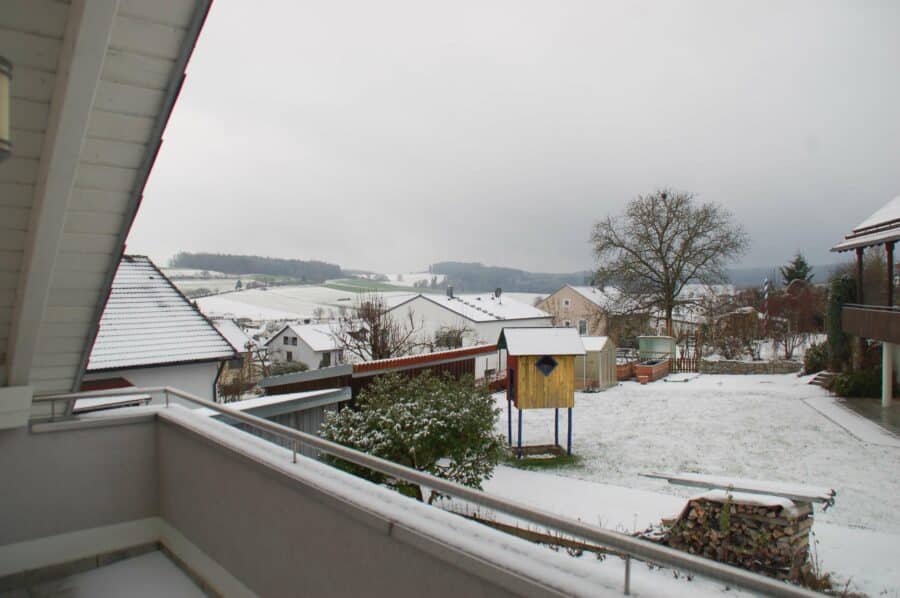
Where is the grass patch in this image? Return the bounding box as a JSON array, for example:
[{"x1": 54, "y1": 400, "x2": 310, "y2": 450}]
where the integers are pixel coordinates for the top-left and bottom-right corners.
[{"x1": 503, "y1": 453, "x2": 582, "y2": 471}]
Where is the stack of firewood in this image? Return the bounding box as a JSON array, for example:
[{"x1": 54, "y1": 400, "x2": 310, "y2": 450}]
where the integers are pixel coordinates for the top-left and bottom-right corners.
[{"x1": 662, "y1": 493, "x2": 814, "y2": 581}]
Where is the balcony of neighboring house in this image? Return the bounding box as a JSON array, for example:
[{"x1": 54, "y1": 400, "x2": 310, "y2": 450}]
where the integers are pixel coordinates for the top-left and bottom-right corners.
[
  {"x1": 841, "y1": 304, "x2": 900, "y2": 344},
  {"x1": 831, "y1": 195, "x2": 900, "y2": 407}
]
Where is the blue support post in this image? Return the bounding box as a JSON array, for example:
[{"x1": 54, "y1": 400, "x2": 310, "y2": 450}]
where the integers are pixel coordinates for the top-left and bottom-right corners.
[
  {"x1": 567, "y1": 407, "x2": 573, "y2": 455},
  {"x1": 554, "y1": 408, "x2": 559, "y2": 447},
  {"x1": 517, "y1": 408, "x2": 523, "y2": 458},
  {"x1": 507, "y1": 399, "x2": 512, "y2": 446}
]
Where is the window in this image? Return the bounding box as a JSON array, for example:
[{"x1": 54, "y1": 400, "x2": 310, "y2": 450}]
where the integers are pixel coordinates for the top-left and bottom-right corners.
[
  {"x1": 564, "y1": 320, "x2": 571, "y2": 327},
  {"x1": 283, "y1": 336, "x2": 289, "y2": 345},
  {"x1": 562, "y1": 298, "x2": 571, "y2": 308},
  {"x1": 291, "y1": 337, "x2": 297, "y2": 346},
  {"x1": 320, "y1": 352, "x2": 331, "y2": 368},
  {"x1": 535, "y1": 355, "x2": 558, "y2": 376},
  {"x1": 578, "y1": 319, "x2": 587, "y2": 335},
  {"x1": 286, "y1": 351, "x2": 293, "y2": 361}
]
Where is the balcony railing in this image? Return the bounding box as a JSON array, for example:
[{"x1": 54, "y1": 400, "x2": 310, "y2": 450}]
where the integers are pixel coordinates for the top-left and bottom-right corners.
[
  {"x1": 842, "y1": 303, "x2": 900, "y2": 343},
  {"x1": 32, "y1": 386, "x2": 820, "y2": 598}
]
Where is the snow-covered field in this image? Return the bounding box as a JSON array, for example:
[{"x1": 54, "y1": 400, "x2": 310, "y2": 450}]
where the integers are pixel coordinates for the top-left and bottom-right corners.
[
  {"x1": 487, "y1": 374, "x2": 900, "y2": 596},
  {"x1": 194, "y1": 285, "x2": 414, "y2": 321}
]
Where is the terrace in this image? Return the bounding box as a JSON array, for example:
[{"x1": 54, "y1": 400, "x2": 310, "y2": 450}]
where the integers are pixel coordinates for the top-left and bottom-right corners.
[{"x1": 0, "y1": 2, "x2": 829, "y2": 596}]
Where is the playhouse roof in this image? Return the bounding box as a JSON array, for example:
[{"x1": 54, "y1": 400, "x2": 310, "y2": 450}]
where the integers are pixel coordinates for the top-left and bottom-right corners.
[{"x1": 497, "y1": 327, "x2": 586, "y2": 356}]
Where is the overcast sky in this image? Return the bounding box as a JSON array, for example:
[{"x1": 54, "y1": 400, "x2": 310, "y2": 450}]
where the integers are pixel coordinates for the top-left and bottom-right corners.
[{"x1": 127, "y1": 0, "x2": 900, "y2": 274}]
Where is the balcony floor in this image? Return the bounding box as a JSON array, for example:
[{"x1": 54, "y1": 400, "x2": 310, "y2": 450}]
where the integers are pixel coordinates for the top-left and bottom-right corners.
[{"x1": 0, "y1": 552, "x2": 206, "y2": 598}]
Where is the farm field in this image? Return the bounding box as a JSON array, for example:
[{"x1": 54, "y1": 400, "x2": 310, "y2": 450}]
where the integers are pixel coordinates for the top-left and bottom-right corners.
[{"x1": 488, "y1": 374, "x2": 900, "y2": 596}]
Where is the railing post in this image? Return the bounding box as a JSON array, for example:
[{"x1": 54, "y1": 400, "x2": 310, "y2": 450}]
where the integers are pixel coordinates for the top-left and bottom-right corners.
[
  {"x1": 292, "y1": 440, "x2": 297, "y2": 463},
  {"x1": 624, "y1": 555, "x2": 631, "y2": 595},
  {"x1": 164, "y1": 389, "x2": 169, "y2": 408},
  {"x1": 50, "y1": 399, "x2": 56, "y2": 421}
]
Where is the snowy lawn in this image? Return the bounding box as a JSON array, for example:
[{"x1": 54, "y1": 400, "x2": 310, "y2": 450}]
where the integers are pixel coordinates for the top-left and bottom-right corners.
[{"x1": 487, "y1": 374, "x2": 900, "y2": 596}]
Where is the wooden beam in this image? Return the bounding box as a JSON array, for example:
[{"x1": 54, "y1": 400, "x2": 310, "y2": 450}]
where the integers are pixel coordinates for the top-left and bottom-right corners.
[
  {"x1": 887, "y1": 242, "x2": 894, "y2": 307},
  {"x1": 6, "y1": 0, "x2": 119, "y2": 386},
  {"x1": 855, "y1": 247, "x2": 864, "y2": 305}
]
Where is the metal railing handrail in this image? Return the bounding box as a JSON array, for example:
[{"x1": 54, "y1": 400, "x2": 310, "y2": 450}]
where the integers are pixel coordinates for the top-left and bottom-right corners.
[
  {"x1": 843, "y1": 303, "x2": 900, "y2": 312},
  {"x1": 33, "y1": 387, "x2": 820, "y2": 598}
]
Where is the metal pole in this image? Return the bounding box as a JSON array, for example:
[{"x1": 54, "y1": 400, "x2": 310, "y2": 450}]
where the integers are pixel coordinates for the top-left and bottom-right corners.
[
  {"x1": 567, "y1": 407, "x2": 573, "y2": 455},
  {"x1": 517, "y1": 408, "x2": 523, "y2": 459},
  {"x1": 624, "y1": 555, "x2": 631, "y2": 595},
  {"x1": 554, "y1": 408, "x2": 559, "y2": 447}
]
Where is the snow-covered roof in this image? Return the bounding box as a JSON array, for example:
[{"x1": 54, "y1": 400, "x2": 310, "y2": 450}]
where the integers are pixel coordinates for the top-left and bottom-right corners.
[
  {"x1": 87, "y1": 256, "x2": 237, "y2": 371},
  {"x1": 832, "y1": 195, "x2": 900, "y2": 252},
  {"x1": 581, "y1": 336, "x2": 611, "y2": 352},
  {"x1": 567, "y1": 285, "x2": 606, "y2": 306},
  {"x1": 266, "y1": 323, "x2": 340, "y2": 352},
  {"x1": 498, "y1": 327, "x2": 586, "y2": 356},
  {"x1": 390, "y1": 293, "x2": 551, "y2": 323},
  {"x1": 213, "y1": 319, "x2": 256, "y2": 353}
]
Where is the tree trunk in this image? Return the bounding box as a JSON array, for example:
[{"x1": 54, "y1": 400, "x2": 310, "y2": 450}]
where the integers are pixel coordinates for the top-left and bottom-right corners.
[{"x1": 665, "y1": 305, "x2": 674, "y2": 337}]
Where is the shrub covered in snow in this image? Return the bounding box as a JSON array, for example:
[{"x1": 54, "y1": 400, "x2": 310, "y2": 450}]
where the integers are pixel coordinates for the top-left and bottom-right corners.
[{"x1": 321, "y1": 373, "x2": 504, "y2": 502}]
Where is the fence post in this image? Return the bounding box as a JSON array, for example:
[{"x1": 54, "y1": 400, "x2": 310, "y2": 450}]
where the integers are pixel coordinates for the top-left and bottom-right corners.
[{"x1": 624, "y1": 555, "x2": 631, "y2": 595}]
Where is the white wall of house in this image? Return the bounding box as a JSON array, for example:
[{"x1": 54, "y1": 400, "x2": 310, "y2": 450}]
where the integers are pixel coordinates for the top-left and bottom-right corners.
[
  {"x1": 390, "y1": 297, "x2": 552, "y2": 378},
  {"x1": 267, "y1": 330, "x2": 342, "y2": 370},
  {"x1": 83, "y1": 361, "x2": 222, "y2": 405}
]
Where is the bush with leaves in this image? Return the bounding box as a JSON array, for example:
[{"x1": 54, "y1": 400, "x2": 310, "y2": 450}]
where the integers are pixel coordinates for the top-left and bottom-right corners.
[
  {"x1": 826, "y1": 275, "x2": 855, "y2": 371},
  {"x1": 320, "y1": 373, "x2": 504, "y2": 502},
  {"x1": 833, "y1": 369, "x2": 881, "y2": 398},
  {"x1": 803, "y1": 341, "x2": 829, "y2": 374},
  {"x1": 268, "y1": 361, "x2": 309, "y2": 376}
]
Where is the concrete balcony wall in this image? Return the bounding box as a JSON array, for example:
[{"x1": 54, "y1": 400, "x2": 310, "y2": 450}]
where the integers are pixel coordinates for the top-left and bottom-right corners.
[
  {"x1": 0, "y1": 416, "x2": 159, "y2": 549},
  {"x1": 842, "y1": 305, "x2": 900, "y2": 344},
  {"x1": 0, "y1": 407, "x2": 620, "y2": 597},
  {"x1": 158, "y1": 417, "x2": 523, "y2": 597}
]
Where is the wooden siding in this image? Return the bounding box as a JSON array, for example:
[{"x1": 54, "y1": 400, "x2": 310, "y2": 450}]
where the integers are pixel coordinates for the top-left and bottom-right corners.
[
  {"x1": 1, "y1": 0, "x2": 207, "y2": 395},
  {"x1": 842, "y1": 305, "x2": 900, "y2": 344},
  {"x1": 513, "y1": 355, "x2": 575, "y2": 410}
]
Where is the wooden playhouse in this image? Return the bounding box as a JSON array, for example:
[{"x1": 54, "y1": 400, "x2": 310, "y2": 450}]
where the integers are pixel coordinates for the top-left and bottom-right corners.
[{"x1": 497, "y1": 327, "x2": 586, "y2": 456}]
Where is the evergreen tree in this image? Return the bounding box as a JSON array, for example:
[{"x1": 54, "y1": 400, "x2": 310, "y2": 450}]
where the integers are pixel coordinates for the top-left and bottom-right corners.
[{"x1": 780, "y1": 253, "x2": 814, "y2": 286}]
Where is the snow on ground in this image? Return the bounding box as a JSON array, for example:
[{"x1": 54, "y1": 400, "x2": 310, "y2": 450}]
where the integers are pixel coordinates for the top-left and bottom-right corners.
[
  {"x1": 474, "y1": 466, "x2": 899, "y2": 597},
  {"x1": 489, "y1": 374, "x2": 900, "y2": 595},
  {"x1": 383, "y1": 272, "x2": 445, "y2": 287},
  {"x1": 194, "y1": 285, "x2": 415, "y2": 321}
]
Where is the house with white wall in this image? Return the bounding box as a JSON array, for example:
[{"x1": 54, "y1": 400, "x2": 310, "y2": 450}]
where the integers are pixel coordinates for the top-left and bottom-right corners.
[
  {"x1": 81, "y1": 256, "x2": 237, "y2": 403},
  {"x1": 265, "y1": 323, "x2": 345, "y2": 370},
  {"x1": 386, "y1": 290, "x2": 552, "y2": 378}
]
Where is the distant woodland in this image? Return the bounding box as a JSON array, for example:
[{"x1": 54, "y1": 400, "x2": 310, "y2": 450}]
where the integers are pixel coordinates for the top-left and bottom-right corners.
[
  {"x1": 170, "y1": 252, "x2": 342, "y2": 282},
  {"x1": 430, "y1": 262, "x2": 590, "y2": 293}
]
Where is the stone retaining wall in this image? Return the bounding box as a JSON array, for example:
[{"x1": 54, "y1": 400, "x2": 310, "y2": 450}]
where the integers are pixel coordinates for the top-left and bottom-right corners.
[{"x1": 699, "y1": 360, "x2": 802, "y2": 375}]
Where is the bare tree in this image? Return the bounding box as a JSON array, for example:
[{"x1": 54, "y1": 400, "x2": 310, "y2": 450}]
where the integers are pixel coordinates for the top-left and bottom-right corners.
[
  {"x1": 431, "y1": 322, "x2": 473, "y2": 351},
  {"x1": 331, "y1": 293, "x2": 423, "y2": 361},
  {"x1": 591, "y1": 189, "x2": 749, "y2": 336}
]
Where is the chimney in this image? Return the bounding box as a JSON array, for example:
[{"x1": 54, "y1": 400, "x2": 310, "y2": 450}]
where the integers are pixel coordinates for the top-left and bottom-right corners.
[{"x1": 446, "y1": 286, "x2": 454, "y2": 299}]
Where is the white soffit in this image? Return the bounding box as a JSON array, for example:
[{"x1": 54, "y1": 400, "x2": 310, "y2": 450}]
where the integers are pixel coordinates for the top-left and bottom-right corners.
[{"x1": 0, "y1": 0, "x2": 212, "y2": 403}]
